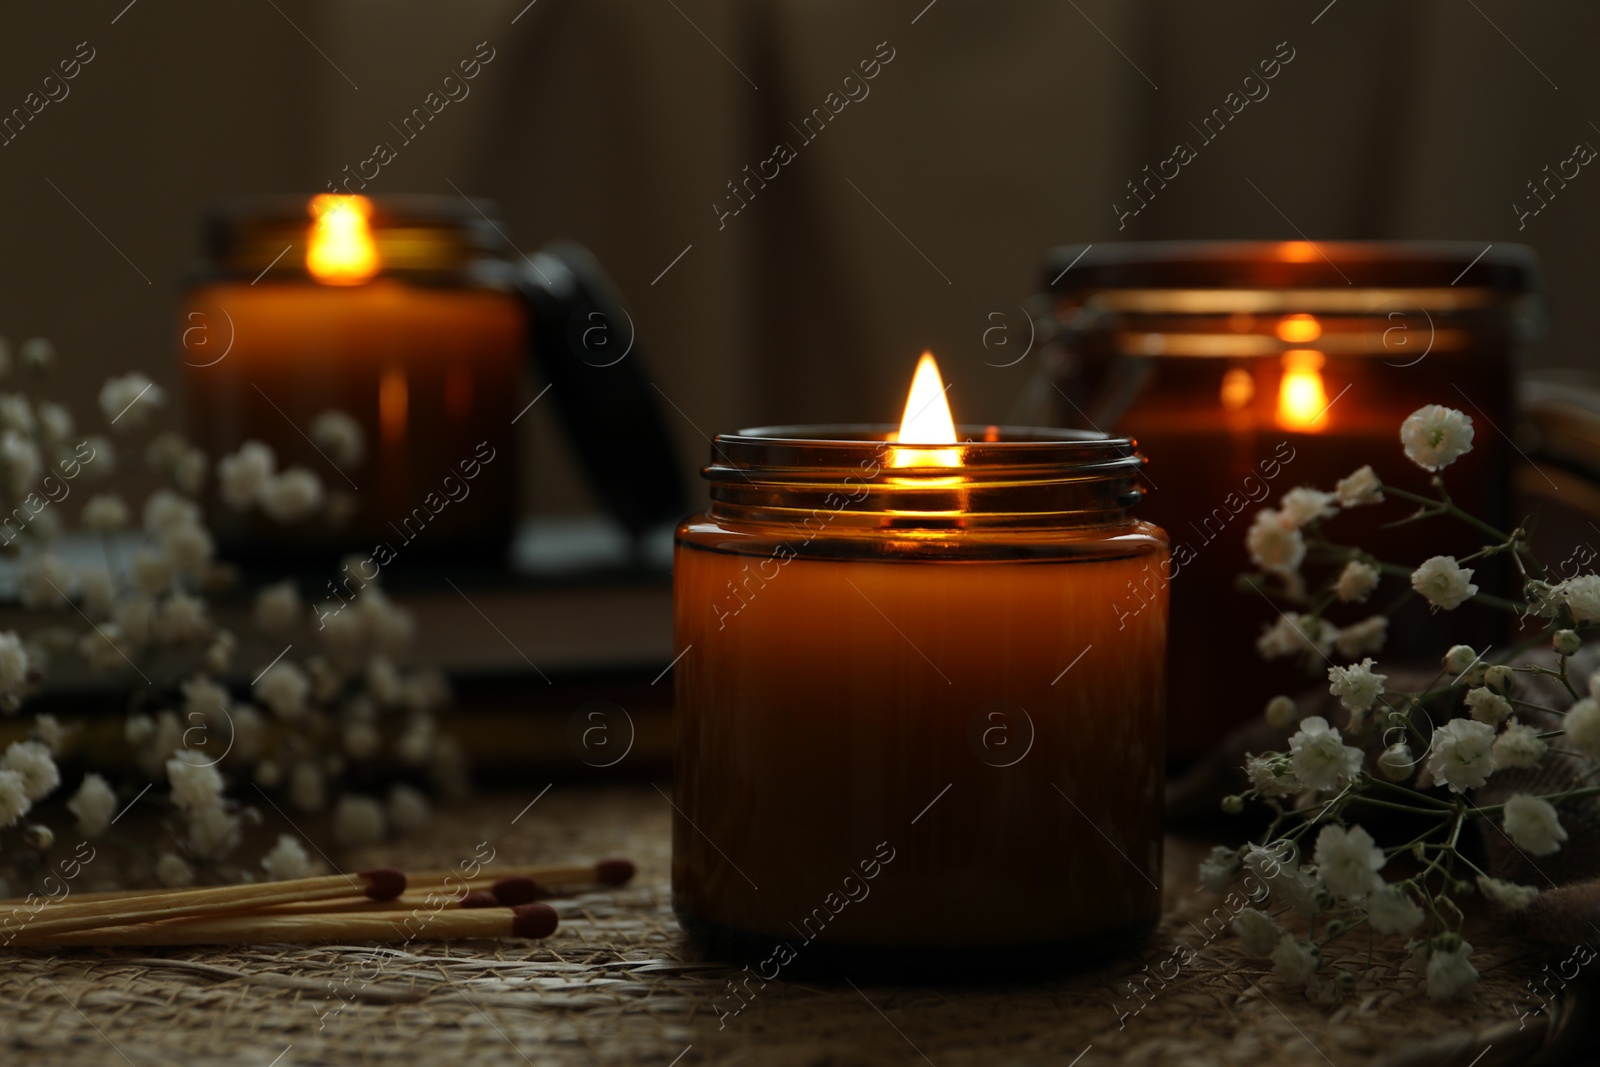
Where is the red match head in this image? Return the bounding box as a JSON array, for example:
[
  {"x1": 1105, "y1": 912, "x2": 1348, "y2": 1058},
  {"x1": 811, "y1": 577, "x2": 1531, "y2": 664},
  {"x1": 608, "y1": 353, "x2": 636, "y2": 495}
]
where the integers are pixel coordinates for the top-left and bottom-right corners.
[
  {"x1": 596, "y1": 859, "x2": 635, "y2": 886},
  {"x1": 511, "y1": 902, "x2": 559, "y2": 939},
  {"x1": 359, "y1": 867, "x2": 407, "y2": 901}
]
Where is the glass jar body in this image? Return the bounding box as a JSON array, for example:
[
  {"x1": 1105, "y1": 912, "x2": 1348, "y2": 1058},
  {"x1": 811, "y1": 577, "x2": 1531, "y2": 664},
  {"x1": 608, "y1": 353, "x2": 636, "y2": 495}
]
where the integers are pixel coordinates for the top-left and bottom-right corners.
[{"x1": 671, "y1": 430, "x2": 1169, "y2": 975}]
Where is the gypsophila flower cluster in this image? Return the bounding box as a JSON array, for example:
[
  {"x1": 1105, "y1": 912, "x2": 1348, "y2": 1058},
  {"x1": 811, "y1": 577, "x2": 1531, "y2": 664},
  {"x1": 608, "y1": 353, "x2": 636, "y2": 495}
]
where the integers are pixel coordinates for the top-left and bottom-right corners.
[
  {"x1": 0, "y1": 335, "x2": 462, "y2": 895},
  {"x1": 1210, "y1": 403, "x2": 1600, "y2": 1003}
]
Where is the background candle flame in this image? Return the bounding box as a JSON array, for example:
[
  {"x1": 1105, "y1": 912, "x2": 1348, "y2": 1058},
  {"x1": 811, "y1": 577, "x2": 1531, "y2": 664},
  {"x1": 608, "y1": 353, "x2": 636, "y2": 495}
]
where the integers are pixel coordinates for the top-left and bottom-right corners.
[
  {"x1": 1276, "y1": 349, "x2": 1329, "y2": 432},
  {"x1": 306, "y1": 195, "x2": 380, "y2": 284},
  {"x1": 892, "y1": 352, "x2": 960, "y2": 467}
]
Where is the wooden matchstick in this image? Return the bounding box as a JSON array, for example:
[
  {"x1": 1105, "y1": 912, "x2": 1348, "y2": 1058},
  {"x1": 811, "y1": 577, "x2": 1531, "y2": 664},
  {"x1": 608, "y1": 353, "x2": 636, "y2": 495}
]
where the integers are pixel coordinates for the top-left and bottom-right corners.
[
  {"x1": 406, "y1": 858, "x2": 635, "y2": 892},
  {"x1": 12, "y1": 901, "x2": 560, "y2": 949},
  {"x1": 1, "y1": 868, "x2": 406, "y2": 940}
]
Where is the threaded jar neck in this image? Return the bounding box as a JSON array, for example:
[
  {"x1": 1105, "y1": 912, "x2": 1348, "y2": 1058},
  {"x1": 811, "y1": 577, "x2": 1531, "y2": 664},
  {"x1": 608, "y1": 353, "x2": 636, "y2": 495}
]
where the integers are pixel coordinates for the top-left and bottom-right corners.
[{"x1": 703, "y1": 424, "x2": 1147, "y2": 532}]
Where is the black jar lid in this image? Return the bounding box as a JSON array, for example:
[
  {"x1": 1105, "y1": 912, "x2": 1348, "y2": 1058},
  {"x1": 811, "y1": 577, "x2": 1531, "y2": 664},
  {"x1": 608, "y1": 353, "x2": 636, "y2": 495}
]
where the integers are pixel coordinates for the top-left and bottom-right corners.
[{"x1": 1043, "y1": 240, "x2": 1538, "y2": 302}]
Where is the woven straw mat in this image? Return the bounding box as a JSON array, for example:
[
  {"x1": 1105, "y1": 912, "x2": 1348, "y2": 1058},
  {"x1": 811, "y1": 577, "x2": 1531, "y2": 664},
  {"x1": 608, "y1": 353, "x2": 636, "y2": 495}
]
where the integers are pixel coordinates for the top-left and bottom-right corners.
[{"x1": 0, "y1": 785, "x2": 1585, "y2": 1067}]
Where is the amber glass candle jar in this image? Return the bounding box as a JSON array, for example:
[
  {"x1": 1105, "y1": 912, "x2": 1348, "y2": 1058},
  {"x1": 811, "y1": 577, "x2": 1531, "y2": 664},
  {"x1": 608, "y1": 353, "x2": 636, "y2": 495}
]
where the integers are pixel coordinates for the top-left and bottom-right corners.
[
  {"x1": 672, "y1": 424, "x2": 1168, "y2": 975},
  {"x1": 1040, "y1": 241, "x2": 1539, "y2": 763},
  {"x1": 181, "y1": 195, "x2": 523, "y2": 562}
]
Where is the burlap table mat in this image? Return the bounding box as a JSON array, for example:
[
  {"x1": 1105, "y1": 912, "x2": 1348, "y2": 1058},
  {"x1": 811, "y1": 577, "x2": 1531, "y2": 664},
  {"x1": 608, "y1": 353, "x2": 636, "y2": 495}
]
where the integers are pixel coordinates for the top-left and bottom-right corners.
[{"x1": 1, "y1": 785, "x2": 1583, "y2": 1066}]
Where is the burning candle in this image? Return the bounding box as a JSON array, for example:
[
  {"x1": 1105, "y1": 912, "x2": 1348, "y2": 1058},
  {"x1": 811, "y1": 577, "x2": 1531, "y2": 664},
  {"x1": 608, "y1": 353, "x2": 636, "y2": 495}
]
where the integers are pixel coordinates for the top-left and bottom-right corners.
[
  {"x1": 181, "y1": 194, "x2": 524, "y2": 560},
  {"x1": 672, "y1": 355, "x2": 1170, "y2": 973},
  {"x1": 1042, "y1": 241, "x2": 1538, "y2": 761}
]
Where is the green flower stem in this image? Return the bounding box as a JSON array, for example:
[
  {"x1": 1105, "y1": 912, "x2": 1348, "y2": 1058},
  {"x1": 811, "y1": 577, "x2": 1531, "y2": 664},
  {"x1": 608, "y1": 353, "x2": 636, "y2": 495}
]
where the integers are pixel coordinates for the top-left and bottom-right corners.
[
  {"x1": 1382, "y1": 485, "x2": 1513, "y2": 544},
  {"x1": 1510, "y1": 696, "x2": 1568, "y2": 716},
  {"x1": 1359, "y1": 774, "x2": 1453, "y2": 809},
  {"x1": 1465, "y1": 784, "x2": 1600, "y2": 818},
  {"x1": 1343, "y1": 794, "x2": 1453, "y2": 817}
]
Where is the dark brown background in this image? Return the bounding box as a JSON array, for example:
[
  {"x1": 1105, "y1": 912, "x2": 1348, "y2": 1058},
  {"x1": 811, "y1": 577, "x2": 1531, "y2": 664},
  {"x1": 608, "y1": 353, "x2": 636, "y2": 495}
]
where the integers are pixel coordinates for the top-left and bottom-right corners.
[{"x1": 0, "y1": 0, "x2": 1595, "y2": 517}]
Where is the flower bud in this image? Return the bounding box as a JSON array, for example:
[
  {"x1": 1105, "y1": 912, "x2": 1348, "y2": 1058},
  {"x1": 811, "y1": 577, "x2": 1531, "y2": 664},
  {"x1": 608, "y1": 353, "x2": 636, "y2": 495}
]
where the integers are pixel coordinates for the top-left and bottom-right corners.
[
  {"x1": 1265, "y1": 695, "x2": 1299, "y2": 731},
  {"x1": 1411, "y1": 843, "x2": 1427, "y2": 862},
  {"x1": 1221, "y1": 795, "x2": 1245, "y2": 815},
  {"x1": 1379, "y1": 744, "x2": 1414, "y2": 781},
  {"x1": 1324, "y1": 919, "x2": 1347, "y2": 937},
  {"x1": 1442, "y1": 645, "x2": 1478, "y2": 675},
  {"x1": 1334, "y1": 971, "x2": 1357, "y2": 993},
  {"x1": 1484, "y1": 665, "x2": 1514, "y2": 695},
  {"x1": 1555, "y1": 629, "x2": 1582, "y2": 657},
  {"x1": 22, "y1": 823, "x2": 54, "y2": 850}
]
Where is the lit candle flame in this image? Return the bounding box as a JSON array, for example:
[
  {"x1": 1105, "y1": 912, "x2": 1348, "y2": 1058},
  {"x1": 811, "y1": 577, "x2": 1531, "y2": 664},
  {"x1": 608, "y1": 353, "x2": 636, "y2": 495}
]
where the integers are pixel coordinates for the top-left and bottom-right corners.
[
  {"x1": 1276, "y1": 350, "x2": 1328, "y2": 432},
  {"x1": 306, "y1": 195, "x2": 379, "y2": 284},
  {"x1": 891, "y1": 352, "x2": 960, "y2": 467}
]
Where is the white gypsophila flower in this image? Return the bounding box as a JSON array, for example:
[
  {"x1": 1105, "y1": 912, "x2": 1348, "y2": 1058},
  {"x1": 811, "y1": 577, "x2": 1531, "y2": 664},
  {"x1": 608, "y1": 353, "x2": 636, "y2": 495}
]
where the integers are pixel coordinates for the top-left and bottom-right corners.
[
  {"x1": 1257, "y1": 613, "x2": 1337, "y2": 662},
  {"x1": 187, "y1": 804, "x2": 241, "y2": 858},
  {"x1": 1279, "y1": 487, "x2": 1338, "y2": 528},
  {"x1": 0, "y1": 769, "x2": 29, "y2": 827},
  {"x1": 255, "y1": 661, "x2": 310, "y2": 720},
  {"x1": 1401, "y1": 405, "x2": 1474, "y2": 472},
  {"x1": 366, "y1": 657, "x2": 404, "y2": 707},
  {"x1": 1334, "y1": 615, "x2": 1388, "y2": 659},
  {"x1": 1464, "y1": 686, "x2": 1512, "y2": 726},
  {"x1": 289, "y1": 761, "x2": 325, "y2": 811},
  {"x1": 1367, "y1": 886, "x2": 1424, "y2": 935},
  {"x1": 130, "y1": 549, "x2": 173, "y2": 598},
  {"x1": 396, "y1": 716, "x2": 435, "y2": 765},
  {"x1": 1265, "y1": 694, "x2": 1299, "y2": 731},
  {"x1": 217, "y1": 441, "x2": 275, "y2": 510},
  {"x1": 1328, "y1": 658, "x2": 1387, "y2": 713},
  {"x1": 254, "y1": 581, "x2": 301, "y2": 634},
  {"x1": 36, "y1": 401, "x2": 71, "y2": 444},
  {"x1": 18, "y1": 337, "x2": 52, "y2": 372},
  {"x1": 143, "y1": 489, "x2": 200, "y2": 537},
  {"x1": 1272, "y1": 938, "x2": 1320, "y2": 987},
  {"x1": 181, "y1": 676, "x2": 230, "y2": 725},
  {"x1": 261, "y1": 834, "x2": 311, "y2": 881},
  {"x1": 19, "y1": 554, "x2": 74, "y2": 610},
  {"x1": 260, "y1": 467, "x2": 324, "y2": 523},
  {"x1": 1246, "y1": 754, "x2": 1300, "y2": 797},
  {"x1": 1335, "y1": 464, "x2": 1384, "y2": 507},
  {"x1": 1477, "y1": 875, "x2": 1540, "y2": 911},
  {"x1": 99, "y1": 373, "x2": 167, "y2": 430},
  {"x1": 1442, "y1": 645, "x2": 1480, "y2": 676},
  {"x1": 1426, "y1": 940, "x2": 1479, "y2": 1001},
  {"x1": 1242, "y1": 843, "x2": 1323, "y2": 914},
  {"x1": 1503, "y1": 794, "x2": 1567, "y2": 856},
  {"x1": 161, "y1": 521, "x2": 215, "y2": 579},
  {"x1": 1378, "y1": 743, "x2": 1416, "y2": 782},
  {"x1": 1233, "y1": 907, "x2": 1284, "y2": 955},
  {"x1": 333, "y1": 795, "x2": 387, "y2": 846},
  {"x1": 1335, "y1": 561, "x2": 1380, "y2": 604},
  {"x1": 0, "y1": 430, "x2": 39, "y2": 499},
  {"x1": 229, "y1": 704, "x2": 264, "y2": 763},
  {"x1": 154, "y1": 852, "x2": 195, "y2": 888},
  {"x1": 33, "y1": 714, "x2": 65, "y2": 754},
  {"x1": 388, "y1": 784, "x2": 431, "y2": 833},
  {"x1": 1564, "y1": 697, "x2": 1600, "y2": 760},
  {"x1": 1426, "y1": 718, "x2": 1496, "y2": 793},
  {"x1": 166, "y1": 749, "x2": 225, "y2": 814},
  {"x1": 311, "y1": 410, "x2": 366, "y2": 469},
  {"x1": 203, "y1": 630, "x2": 236, "y2": 675},
  {"x1": 1289, "y1": 716, "x2": 1364, "y2": 791},
  {"x1": 2, "y1": 740, "x2": 59, "y2": 801},
  {"x1": 0, "y1": 394, "x2": 34, "y2": 435},
  {"x1": 79, "y1": 625, "x2": 132, "y2": 673},
  {"x1": 77, "y1": 435, "x2": 115, "y2": 482},
  {"x1": 1314, "y1": 823, "x2": 1387, "y2": 899},
  {"x1": 1198, "y1": 845, "x2": 1241, "y2": 892},
  {"x1": 78, "y1": 567, "x2": 114, "y2": 618},
  {"x1": 1493, "y1": 719, "x2": 1547, "y2": 770},
  {"x1": 362, "y1": 588, "x2": 415, "y2": 651},
  {"x1": 1411, "y1": 556, "x2": 1479, "y2": 611},
  {"x1": 1561, "y1": 574, "x2": 1600, "y2": 624},
  {"x1": 155, "y1": 591, "x2": 211, "y2": 644},
  {"x1": 0, "y1": 632, "x2": 28, "y2": 694},
  {"x1": 1246, "y1": 509, "x2": 1306, "y2": 574},
  {"x1": 68, "y1": 773, "x2": 117, "y2": 838},
  {"x1": 172, "y1": 448, "x2": 207, "y2": 496},
  {"x1": 145, "y1": 432, "x2": 187, "y2": 473}
]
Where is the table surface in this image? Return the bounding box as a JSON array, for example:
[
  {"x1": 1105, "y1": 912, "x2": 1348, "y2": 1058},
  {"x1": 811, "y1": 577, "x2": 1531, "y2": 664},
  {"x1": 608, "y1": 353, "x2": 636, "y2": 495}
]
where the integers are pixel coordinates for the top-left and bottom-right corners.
[{"x1": 0, "y1": 785, "x2": 1580, "y2": 1067}]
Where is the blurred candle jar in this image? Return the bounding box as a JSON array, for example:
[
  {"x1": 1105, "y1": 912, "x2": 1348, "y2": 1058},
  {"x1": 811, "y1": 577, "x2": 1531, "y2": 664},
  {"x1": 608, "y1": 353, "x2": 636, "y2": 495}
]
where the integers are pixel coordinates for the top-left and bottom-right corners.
[
  {"x1": 672, "y1": 356, "x2": 1169, "y2": 975},
  {"x1": 180, "y1": 195, "x2": 523, "y2": 562},
  {"x1": 1035, "y1": 242, "x2": 1539, "y2": 762}
]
